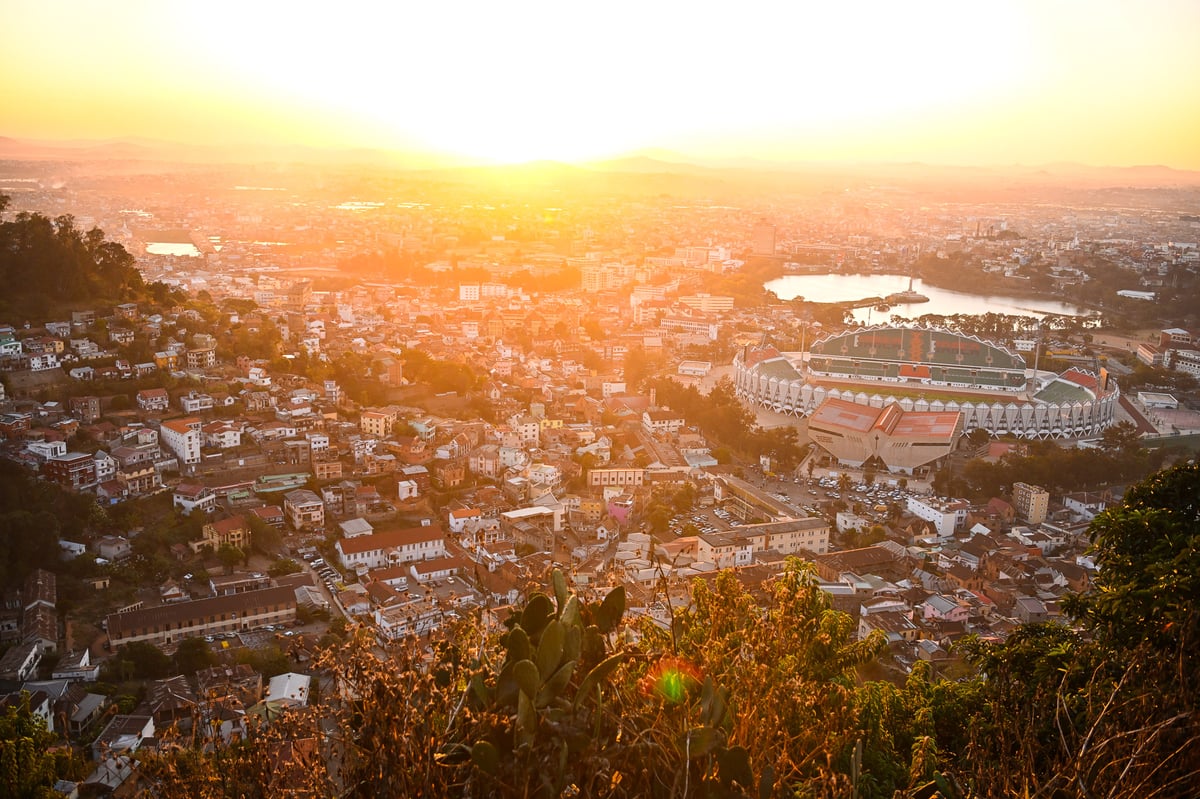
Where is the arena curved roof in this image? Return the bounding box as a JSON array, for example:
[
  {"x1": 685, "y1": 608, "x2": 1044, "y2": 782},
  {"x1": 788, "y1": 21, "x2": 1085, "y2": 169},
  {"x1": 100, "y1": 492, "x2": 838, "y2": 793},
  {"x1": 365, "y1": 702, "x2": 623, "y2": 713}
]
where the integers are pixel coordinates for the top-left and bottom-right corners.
[{"x1": 810, "y1": 327, "x2": 1026, "y2": 371}]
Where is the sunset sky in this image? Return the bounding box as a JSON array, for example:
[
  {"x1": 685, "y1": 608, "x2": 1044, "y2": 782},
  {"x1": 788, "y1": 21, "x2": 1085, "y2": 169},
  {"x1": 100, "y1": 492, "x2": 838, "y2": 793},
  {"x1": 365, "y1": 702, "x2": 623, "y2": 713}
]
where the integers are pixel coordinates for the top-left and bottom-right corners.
[{"x1": 3, "y1": 0, "x2": 1199, "y2": 168}]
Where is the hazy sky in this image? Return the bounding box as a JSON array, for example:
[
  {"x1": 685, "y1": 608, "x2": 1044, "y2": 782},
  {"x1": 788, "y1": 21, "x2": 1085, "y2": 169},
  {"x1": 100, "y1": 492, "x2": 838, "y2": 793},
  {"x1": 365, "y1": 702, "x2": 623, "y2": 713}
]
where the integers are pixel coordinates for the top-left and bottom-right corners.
[{"x1": 3, "y1": 0, "x2": 1199, "y2": 167}]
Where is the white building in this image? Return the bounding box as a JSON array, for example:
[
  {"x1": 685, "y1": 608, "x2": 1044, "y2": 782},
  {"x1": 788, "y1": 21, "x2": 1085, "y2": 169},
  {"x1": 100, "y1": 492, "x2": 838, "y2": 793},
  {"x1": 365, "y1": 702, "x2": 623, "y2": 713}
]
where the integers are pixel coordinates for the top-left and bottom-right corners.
[
  {"x1": 335, "y1": 526, "x2": 447, "y2": 571},
  {"x1": 202, "y1": 421, "x2": 242, "y2": 449},
  {"x1": 306, "y1": 432, "x2": 330, "y2": 456},
  {"x1": 906, "y1": 496, "x2": 970, "y2": 539},
  {"x1": 179, "y1": 392, "x2": 215, "y2": 413},
  {"x1": 173, "y1": 483, "x2": 218, "y2": 515},
  {"x1": 159, "y1": 417, "x2": 203, "y2": 468},
  {"x1": 696, "y1": 533, "x2": 754, "y2": 569},
  {"x1": 507, "y1": 414, "x2": 541, "y2": 446},
  {"x1": 447, "y1": 508, "x2": 482, "y2": 534},
  {"x1": 642, "y1": 409, "x2": 686, "y2": 437},
  {"x1": 265, "y1": 672, "x2": 311, "y2": 708}
]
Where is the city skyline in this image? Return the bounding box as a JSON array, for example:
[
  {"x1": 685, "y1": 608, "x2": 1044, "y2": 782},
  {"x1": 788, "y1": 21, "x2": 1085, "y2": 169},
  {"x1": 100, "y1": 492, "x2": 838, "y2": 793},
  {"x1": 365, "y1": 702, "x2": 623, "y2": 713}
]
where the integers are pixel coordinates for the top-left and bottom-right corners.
[{"x1": 2, "y1": 0, "x2": 1200, "y2": 168}]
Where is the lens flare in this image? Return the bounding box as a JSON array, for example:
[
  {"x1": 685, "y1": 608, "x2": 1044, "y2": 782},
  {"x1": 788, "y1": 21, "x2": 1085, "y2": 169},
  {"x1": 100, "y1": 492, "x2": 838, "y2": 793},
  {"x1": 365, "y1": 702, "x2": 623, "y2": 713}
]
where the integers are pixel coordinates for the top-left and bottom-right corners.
[{"x1": 643, "y1": 657, "x2": 702, "y2": 704}]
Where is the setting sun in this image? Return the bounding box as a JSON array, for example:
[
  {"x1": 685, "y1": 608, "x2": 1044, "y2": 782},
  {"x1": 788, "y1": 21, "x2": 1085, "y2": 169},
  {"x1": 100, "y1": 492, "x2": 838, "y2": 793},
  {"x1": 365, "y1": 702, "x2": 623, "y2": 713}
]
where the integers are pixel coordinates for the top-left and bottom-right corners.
[{"x1": 2, "y1": 0, "x2": 1200, "y2": 167}]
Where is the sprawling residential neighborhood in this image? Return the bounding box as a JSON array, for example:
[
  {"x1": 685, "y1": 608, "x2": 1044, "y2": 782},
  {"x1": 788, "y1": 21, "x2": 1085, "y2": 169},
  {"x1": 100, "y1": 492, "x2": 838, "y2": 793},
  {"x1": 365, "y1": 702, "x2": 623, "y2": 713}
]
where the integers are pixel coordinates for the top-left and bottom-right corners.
[{"x1": 1, "y1": 155, "x2": 1198, "y2": 795}]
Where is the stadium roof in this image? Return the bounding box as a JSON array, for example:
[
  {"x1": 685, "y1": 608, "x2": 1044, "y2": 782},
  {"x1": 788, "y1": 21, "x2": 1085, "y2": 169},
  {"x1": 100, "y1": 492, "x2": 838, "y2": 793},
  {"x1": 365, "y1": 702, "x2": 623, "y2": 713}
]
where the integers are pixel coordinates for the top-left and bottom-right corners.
[
  {"x1": 810, "y1": 398, "x2": 960, "y2": 438},
  {"x1": 811, "y1": 327, "x2": 1026, "y2": 370},
  {"x1": 752, "y1": 357, "x2": 803, "y2": 380}
]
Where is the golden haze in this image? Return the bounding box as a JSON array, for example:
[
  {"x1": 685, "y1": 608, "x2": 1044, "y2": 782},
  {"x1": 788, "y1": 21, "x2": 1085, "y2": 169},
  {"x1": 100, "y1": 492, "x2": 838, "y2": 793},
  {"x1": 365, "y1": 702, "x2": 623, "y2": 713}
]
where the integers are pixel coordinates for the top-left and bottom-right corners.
[{"x1": 1, "y1": 0, "x2": 1198, "y2": 168}]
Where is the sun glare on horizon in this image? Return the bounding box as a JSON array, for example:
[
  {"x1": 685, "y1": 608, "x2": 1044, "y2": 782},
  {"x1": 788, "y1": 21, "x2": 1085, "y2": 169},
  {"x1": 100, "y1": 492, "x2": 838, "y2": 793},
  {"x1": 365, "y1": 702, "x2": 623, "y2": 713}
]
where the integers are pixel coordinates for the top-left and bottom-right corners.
[{"x1": 2, "y1": 0, "x2": 1199, "y2": 168}]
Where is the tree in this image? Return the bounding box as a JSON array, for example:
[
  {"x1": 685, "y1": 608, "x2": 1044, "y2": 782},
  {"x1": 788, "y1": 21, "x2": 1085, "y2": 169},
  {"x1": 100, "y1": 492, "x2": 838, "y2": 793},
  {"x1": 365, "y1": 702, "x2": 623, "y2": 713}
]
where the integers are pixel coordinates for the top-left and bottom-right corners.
[
  {"x1": 644, "y1": 503, "x2": 673, "y2": 535},
  {"x1": 1098, "y1": 420, "x2": 1143, "y2": 457},
  {"x1": 269, "y1": 558, "x2": 303, "y2": 577},
  {"x1": 247, "y1": 515, "x2": 280, "y2": 556},
  {"x1": 958, "y1": 462, "x2": 1200, "y2": 797},
  {"x1": 174, "y1": 636, "x2": 217, "y2": 676},
  {"x1": 103, "y1": 640, "x2": 171, "y2": 681},
  {"x1": 671, "y1": 483, "x2": 696, "y2": 514},
  {"x1": 0, "y1": 693, "x2": 69, "y2": 798},
  {"x1": 217, "y1": 544, "x2": 244, "y2": 575},
  {"x1": 1064, "y1": 460, "x2": 1200, "y2": 653},
  {"x1": 966, "y1": 427, "x2": 990, "y2": 448},
  {"x1": 236, "y1": 645, "x2": 293, "y2": 679}
]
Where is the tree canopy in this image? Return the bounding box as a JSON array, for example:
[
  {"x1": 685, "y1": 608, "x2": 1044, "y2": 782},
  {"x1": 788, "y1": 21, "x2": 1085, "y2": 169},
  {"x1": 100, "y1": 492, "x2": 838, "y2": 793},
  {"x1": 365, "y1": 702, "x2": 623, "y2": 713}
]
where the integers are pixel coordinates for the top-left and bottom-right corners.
[{"x1": 0, "y1": 199, "x2": 182, "y2": 317}]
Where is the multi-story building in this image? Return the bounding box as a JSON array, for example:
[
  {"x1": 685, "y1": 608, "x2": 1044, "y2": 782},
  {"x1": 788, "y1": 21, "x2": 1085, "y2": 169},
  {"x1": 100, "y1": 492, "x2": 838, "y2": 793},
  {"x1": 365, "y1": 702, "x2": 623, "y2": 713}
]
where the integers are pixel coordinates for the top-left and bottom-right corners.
[
  {"x1": 659, "y1": 316, "x2": 719, "y2": 341},
  {"x1": 69, "y1": 395, "x2": 101, "y2": 424},
  {"x1": 106, "y1": 586, "x2": 296, "y2": 647},
  {"x1": 136, "y1": 389, "x2": 170, "y2": 412},
  {"x1": 1012, "y1": 482, "x2": 1050, "y2": 525},
  {"x1": 642, "y1": 409, "x2": 686, "y2": 438},
  {"x1": 588, "y1": 467, "x2": 645, "y2": 488},
  {"x1": 43, "y1": 452, "x2": 97, "y2": 489},
  {"x1": 507, "y1": 414, "x2": 541, "y2": 446},
  {"x1": 173, "y1": 483, "x2": 218, "y2": 515},
  {"x1": 193, "y1": 515, "x2": 252, "y2": 554},
  {"x1": 160, "y1": 418, "x2": 202, "y2": 469},
  {"x1": 359, "y1": 408, "x2": 397, "y2": 438},
  {"x1": 283, "y1": 489, "x2": 324, "y2": 531},
  {"x1": 906, "y1": 496, "x2": 970, "y2": 539},
  {"x1": 752, "y1": 222, "x2": 776, "y2": 256},
  {"x1": 202, "y1": 421, "x2": 242, "y2": 449},
  {"x1": 118, "y1": 463, "x2": 161, "y2": 496},
  {"x1": 375, "y1": 600, "x2": 443, "y2": 640},
  {"x1": 678, "y1": 293, "x2": 735, "y2": 314},
  {"x1": 94, "y1": 450, "x2": 117, "y2": 483},
  {"x1": 186, "y1": 345, "x2": 217, "y2": 370},
  {"x1": 741, "y1": 517, "x2": 831, "y2": 556},
  {"x1": 335, "y1": 526, "x2": 447, "y2": 571},
  {"x1": 696, "y1": 532, "x2": 754, "y2": 569},
  {"x1": 180, "y1": 392, "x2": 215, "y2": 413}
]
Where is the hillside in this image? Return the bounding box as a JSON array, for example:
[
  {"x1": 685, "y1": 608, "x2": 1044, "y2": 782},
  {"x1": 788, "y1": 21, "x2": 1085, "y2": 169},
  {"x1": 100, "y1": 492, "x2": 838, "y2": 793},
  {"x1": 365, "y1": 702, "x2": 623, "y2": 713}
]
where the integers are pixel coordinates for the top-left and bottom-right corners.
[{"x1": 0, "y1": 193, "x2": 179, "y2": 318}]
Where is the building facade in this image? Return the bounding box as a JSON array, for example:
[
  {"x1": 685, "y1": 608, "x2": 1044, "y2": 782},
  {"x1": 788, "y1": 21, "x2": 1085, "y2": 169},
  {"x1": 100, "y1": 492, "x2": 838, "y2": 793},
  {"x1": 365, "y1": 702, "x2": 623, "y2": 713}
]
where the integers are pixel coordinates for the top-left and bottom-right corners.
[
  {"x1": 160, "y1": 417, "x2": 203, "y2": 468},
  {"x1": 106, "y1": 587, "x2": 297, "y2": 647},
  {"x1": 733, "y1": 331, "x2": 1118, "y2": 440},
  {"x1": 1012, "y1": 482, "x2": 1050, "y2": 525}
]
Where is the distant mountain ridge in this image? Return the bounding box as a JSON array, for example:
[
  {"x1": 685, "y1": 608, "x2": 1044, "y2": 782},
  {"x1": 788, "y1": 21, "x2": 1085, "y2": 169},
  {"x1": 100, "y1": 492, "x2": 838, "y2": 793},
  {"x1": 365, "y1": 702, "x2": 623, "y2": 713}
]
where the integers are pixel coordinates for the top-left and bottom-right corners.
[{"x1": 3, "y1": 134, "x2": 1200, "y2": 189}]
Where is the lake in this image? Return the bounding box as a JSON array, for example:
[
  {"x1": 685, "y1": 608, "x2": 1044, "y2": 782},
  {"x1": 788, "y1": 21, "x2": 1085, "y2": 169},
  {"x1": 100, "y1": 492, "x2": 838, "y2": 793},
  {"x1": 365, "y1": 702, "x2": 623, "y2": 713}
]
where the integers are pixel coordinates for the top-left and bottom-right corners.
[
  {"x1": 764, "y1": 273, "x2": 1090, "y2": 323},
  {"x1": 145, "y1": 242, "x2": 202, "y2": 257}
]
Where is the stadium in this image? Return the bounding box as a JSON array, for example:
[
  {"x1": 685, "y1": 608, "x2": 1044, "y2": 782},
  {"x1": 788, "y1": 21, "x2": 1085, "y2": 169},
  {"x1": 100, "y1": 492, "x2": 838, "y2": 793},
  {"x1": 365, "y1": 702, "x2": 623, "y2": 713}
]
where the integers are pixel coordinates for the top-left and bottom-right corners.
[{"x1": 733, "y1": 326, "x2": 1118, "y2": 440}]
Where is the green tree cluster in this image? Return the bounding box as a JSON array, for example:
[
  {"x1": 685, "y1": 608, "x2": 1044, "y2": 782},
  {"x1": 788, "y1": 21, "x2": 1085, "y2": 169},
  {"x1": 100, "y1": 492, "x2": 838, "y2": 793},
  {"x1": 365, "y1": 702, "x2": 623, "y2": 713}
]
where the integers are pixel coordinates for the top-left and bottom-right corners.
[
  {"x1": 0, "y1": 693, "x2": 87, "y2": 798},
  {"x1": 399, "y1": 347, "x2": 480, "y2": 394},
  {"x1": 651, "y1": 377, "x2": 806, "y2": 468},
  {"x1": 0, "y1": 197, "x2": 182, "y2": 317},
  {"x1": 957, "y1": 461, "x2": 1200, "y2": 797},
  {"x1": 952, "y1": 428, "x2": 1166, "y2": 500}
]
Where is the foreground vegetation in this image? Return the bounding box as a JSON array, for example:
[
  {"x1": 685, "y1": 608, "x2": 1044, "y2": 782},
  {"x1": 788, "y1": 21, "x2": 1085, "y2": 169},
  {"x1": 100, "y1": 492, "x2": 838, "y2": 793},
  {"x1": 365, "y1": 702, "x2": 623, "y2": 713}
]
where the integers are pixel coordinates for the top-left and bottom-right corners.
[{"x1": 4, "y1": 463, "x2": 1187, "y2": 797}]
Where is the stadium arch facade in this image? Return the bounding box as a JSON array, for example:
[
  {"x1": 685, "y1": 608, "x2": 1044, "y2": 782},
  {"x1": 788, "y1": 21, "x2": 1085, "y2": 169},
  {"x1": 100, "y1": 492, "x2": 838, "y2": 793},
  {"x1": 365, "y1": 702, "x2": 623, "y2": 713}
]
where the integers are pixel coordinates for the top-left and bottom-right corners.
[{"x1": 733, "y1": 326, "x2": 1118, "y2": 440}]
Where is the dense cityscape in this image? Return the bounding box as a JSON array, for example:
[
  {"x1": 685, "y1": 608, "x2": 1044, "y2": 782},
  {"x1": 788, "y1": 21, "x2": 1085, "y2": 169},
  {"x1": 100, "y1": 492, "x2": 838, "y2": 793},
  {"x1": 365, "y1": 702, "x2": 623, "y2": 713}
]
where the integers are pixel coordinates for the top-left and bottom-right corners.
[
  {"x1": 0, "y1": 149, "x2": 1197, "y2": 797},
  {"x1": 3, "y1": 1, "x2": 1200, "y2": 796}
]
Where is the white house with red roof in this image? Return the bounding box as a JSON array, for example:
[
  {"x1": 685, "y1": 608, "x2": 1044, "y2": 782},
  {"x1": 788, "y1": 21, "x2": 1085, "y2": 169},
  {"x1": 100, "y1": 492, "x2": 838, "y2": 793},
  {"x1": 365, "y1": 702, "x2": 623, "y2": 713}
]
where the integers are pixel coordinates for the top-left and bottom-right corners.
[{"x1": 335, "y1": 526, "x2": 447, "y2": 571}]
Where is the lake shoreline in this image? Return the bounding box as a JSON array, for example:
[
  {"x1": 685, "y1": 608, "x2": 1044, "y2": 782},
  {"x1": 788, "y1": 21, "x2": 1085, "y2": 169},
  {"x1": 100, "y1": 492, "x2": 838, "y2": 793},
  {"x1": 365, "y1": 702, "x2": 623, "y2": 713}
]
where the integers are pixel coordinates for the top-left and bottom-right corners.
[{"x1": 764, "y1": 271, "x2": 1098, "y2": 322}]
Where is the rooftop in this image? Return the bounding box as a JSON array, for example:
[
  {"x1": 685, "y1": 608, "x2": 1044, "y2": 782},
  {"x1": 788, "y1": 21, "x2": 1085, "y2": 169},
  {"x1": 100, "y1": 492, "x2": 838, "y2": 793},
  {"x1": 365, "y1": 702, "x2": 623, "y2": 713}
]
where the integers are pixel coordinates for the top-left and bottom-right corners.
[{"x1": 810, "y1": 398, "x2": 960, "y2": 438}]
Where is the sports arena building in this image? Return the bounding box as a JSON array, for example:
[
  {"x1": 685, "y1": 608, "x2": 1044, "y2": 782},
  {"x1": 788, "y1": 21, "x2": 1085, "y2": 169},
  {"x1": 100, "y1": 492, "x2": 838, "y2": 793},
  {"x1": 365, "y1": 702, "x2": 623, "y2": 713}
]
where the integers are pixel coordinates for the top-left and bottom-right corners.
[
  {"x1": 808, "y1": 398, "x2": 963, "y2": 475},
  {"x1": 733, "y1": 326, "x2": 1118, "y2": 440}
]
